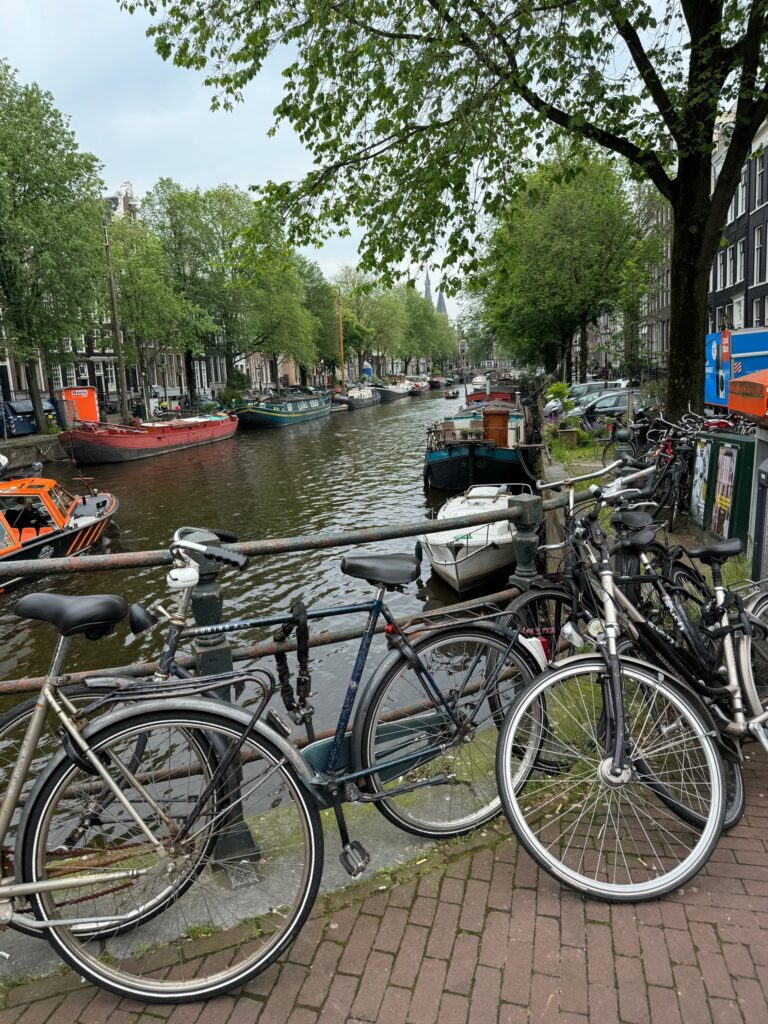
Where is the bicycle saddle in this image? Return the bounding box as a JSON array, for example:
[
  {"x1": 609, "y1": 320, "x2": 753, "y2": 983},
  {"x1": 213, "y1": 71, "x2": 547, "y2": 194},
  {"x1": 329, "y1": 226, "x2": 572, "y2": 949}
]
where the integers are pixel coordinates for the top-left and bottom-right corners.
[
  {"x1": 14, "y1": 593, "x2": 129, "y2": 639},
  {"x1": 610, "y1": 509, "x2": 654, "y2": 531},
  {"x1": 341, "y1": 553, "x2": 421, "y2": 587},
  {"x1": 688, "y1": 538, "x2": 743, "y2": 565},
  {"x1": 619, "y1": 528, "x2": 657, "y2": 553}
]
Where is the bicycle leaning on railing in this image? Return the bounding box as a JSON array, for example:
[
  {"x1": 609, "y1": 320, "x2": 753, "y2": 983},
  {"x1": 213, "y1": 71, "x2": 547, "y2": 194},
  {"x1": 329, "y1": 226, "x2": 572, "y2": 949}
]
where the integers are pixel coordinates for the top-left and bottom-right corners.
[{"x1": 0, "y1": 527, "x2": 543, "y2": 1003}]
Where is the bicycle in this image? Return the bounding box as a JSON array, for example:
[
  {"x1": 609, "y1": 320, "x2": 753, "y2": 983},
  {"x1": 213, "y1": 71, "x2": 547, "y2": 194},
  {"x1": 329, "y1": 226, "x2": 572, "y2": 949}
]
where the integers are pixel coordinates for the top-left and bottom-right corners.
[{"x1": 0, "y1": 531, "x2": 541, "y2": 1000}]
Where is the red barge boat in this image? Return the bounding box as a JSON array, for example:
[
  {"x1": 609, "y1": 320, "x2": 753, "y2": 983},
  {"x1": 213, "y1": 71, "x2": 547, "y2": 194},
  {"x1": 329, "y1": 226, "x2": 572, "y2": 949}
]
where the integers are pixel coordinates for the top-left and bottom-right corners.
[{"x1": 59, "y1": 414, "x2": 238, "y2": 464}]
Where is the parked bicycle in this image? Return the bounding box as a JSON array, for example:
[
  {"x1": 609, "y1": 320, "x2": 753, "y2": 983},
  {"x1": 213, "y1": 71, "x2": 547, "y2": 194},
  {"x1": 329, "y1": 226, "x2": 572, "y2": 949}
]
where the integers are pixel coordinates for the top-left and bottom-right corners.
[{"x1": 0, "y1": 527, "x2": 541, "y2": 1001}]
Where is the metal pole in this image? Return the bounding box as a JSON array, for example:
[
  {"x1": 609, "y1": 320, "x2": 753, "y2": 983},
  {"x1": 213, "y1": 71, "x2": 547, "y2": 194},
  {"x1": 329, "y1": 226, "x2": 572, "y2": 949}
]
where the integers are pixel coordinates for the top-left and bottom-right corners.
[
  {"x1": 338, "y1": 290, "x2": 345, "y2": 388},
  {"x1": 102, "y1": 208, "x2": 131, "y2": 424}
]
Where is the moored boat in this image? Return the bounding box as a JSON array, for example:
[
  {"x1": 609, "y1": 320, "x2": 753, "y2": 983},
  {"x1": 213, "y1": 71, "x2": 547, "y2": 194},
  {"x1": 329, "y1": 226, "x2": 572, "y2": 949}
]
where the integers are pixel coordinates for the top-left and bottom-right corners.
[
  {"x1": 346, "y1": 385, "x2": 381, "y2": 410},
  {"x1": 373, "y1": 381, "x2": 411, "y2": 402},
  {"x1": 237, "y1": 393, "x2": 331, "y2": 428},
  {"x1": 444, "y1": 389, "x2": 460, "y2": 399},
  {"x1": 59, "y1": 414, "x2": 238, "y2": 464},
  {"x1": 0, "y1": 476, "x2": 118, "y2": 592},
  {"x1": 422, "y1": 485, "x2": 524, "y2": 591},
  {"x1": 423, "y1": 400, "x2": 538, "y2": 491}
]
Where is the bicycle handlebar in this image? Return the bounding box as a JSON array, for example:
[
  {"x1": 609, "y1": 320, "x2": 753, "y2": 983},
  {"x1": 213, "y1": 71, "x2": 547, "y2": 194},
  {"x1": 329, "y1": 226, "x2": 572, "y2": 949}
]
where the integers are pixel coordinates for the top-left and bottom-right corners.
[{"x1": 536, "y1": 459, "x2": 624, "y2": 493}]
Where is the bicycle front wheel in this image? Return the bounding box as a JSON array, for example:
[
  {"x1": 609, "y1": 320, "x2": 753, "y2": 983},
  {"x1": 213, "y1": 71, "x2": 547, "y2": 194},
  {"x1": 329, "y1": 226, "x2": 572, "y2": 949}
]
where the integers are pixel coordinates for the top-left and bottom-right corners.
[
  {"x1": 496, "y1": 659, "x2": 725, "y2": 901},
  {"x1": 21, "y1": 703, "x2": 323, "y2": 1003},
  {"x1": 356, "y1": 624, "x2": 538, "y2": 838}
]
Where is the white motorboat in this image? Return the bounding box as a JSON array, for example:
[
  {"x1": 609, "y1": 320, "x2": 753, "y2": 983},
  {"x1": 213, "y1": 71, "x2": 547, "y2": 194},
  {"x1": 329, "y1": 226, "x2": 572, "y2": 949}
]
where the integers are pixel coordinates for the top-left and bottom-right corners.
[
  {"x1": 373, "y1": 381, "x2": 412, "y2": 402},
  {"x1": 422, "y1": 484, "x2": 526, "y2": 591}
]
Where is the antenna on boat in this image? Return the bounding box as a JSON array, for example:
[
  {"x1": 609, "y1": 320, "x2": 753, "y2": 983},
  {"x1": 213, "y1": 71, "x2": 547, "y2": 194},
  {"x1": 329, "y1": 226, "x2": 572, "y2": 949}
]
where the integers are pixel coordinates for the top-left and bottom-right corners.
[{"x1": 102, "y1": 204, "x2": 131, "y2": 424}]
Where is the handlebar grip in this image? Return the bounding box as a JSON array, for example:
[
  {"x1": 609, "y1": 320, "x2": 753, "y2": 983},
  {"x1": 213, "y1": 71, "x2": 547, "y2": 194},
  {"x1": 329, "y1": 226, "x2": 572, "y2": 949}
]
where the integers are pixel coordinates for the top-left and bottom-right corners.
[
  {"x1": 211, "y1": 529, "x2": 240, "y2": 543},
  {"x1": 203, "y1": 546, "x2": 249, "y2": 570}
]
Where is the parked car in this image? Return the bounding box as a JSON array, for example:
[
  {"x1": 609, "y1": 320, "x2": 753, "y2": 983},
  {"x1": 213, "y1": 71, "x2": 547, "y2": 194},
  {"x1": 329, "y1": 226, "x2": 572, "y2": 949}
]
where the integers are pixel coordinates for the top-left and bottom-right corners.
[
  {"x1": 543, "y1": 379, "x2": 625, "y2": 417},
  {"x1": 577, "y1": 388, "x2": 656, "y2": 428}
]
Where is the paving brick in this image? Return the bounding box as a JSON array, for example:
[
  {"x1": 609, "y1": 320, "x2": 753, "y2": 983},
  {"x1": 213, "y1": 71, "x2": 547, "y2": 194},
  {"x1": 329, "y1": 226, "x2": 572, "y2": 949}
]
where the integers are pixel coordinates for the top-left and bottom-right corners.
[
  {"x1": 559, "y1": 895, "x2": 586, "y2": 949},
  {"x1": 326, "y1": 904, "x2": 359, "y2": 942},
  {"x1": 559, "y1": 945, "x2": 588, "y2": 1016},
  {"x1": 362, "y1": 890, "x2": 390, "y2": 917},
  {"x1": 647, "y1": 985, "x2": 682, "y2": 1024},
  {"x1": 388, "y1": 882, "x2": 417, "y2": 909},
  {"x1": 674, "y1": 964, "x2": 714, "y2": 1024},
  {"x1": 471, "y1": 849, "x2": 494, "y2": 882},
  {"x1": 615, "y1": 955, "x2": 650, "y2": 1024},
  {"x1": 259, "y1": 963, "x2": 308, "y2": 1024},
  {"x1": 445, "y1": 933, "x2": 479, "y2": 997},
  {"x1": 501, "y1": 940, "x2": 533, "y2": 1007},
  {"x1": 698, "y1": 951, "x2": 737, "y2": 1001},
  {"x1": 407, "y1": 958, "x2": 448, "y2": 1024},
  {"x1": 733, "y1": 976, "x2": 768, "y2": 1024},
  {"x1": 487, "y1": 861, "x2": 514, "y2": 913},
  {"x1": 417, "y1": 870, "x2": 443, "y2": 900},
  {"x1": 438, "y1": 992, "x2": 469, "y2": 1024},
  {"x1": 391, "y1": 925, "x2": 429, "y2": 989},
  {"x1": 409, "y1": 897, "x2": 437, "y2": 928},
  {"x1": 440, "y1": 877, "x2": 466, "y2": 905},
  {"x1": 639, "y1": 924, "x2": 674, "y2": 988},
  {"x1": 467, "y1": 965, "x2": 501, "y2": 1024},
  {"x1": 337, "y1": 914, "x2": 380, "y2": 975},
  {"x1": 722, "y1": 942, "x2": 757, "y2": 978},
  {"x1": 585, "y1": 923, "x2": 615, "y2": 988},
  {"x1": 458, "y1": 880, "x2": 489, "y2": 933},
  {"x1": 611, "y1": 903, "x2": 641, "y2": 957},
  {"x1": 316, "y1": 974, "x2": 358, "y2": 1024},
  {"x1": 374, "y1": 906, "x2": 410, "y2": 954},
  {"x1": 377, "y1": 986, "x2": 411, "y2": 1024},
  {"x1": 296, "y1": 941, "x2": 343, "y2": 1008},
  {"x1": 479, "y1": 910, "x2": 510, "y2": 969},
  {"x1": 529, "y1": 971, "x2": 559, "y2": 1024},
  {"x1": 706, "y1": 999, "x2": 744, "y2": 1024},
  {"x1": 425, "y1": 901, "x2": 460, "y2": 960},
  {"x1": 350, "y1": 950, "x2": 392, "y2": 1021}
]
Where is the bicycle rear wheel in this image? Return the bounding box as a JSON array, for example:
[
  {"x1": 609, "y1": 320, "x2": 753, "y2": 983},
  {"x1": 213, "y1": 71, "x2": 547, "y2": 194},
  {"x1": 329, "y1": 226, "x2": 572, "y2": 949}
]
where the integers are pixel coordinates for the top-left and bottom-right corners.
[
  {"x1": 496, "y1": 658, "x2": 725, "y2": 901},
  {"x1": 355, "y1": 624, "x2": 538, "y2": 838},
  {"x1": 20, "y1": 702, "x2": 323, "y2": 1003}
]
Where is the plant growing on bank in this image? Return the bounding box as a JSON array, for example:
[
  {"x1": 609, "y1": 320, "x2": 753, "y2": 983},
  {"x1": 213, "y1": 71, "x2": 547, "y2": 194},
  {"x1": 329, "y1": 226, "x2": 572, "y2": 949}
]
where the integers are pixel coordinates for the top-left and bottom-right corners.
[{"x1": 122, "y1": 1, "x2": 768, "y2": 418}]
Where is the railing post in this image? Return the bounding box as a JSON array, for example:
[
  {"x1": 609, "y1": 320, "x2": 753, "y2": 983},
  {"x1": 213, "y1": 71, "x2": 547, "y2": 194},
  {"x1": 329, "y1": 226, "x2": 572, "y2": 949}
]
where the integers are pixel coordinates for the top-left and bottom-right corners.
[
  {"x1": 185, "y1": 531, "x2": 260, "y2": 867},
  {"x1": 186, "y1": 530, "x2": 233, "y2": 679},
  {"x1": 508, "y1": 494, "x2": 544, "y2": 592}
]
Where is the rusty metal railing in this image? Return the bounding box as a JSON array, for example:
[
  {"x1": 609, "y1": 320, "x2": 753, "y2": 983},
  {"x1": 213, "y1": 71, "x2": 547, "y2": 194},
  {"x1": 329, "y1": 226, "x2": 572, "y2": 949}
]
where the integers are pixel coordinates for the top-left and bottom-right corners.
[{"x1": 0, "y1": 488, "x2": 592, "y2": 694}]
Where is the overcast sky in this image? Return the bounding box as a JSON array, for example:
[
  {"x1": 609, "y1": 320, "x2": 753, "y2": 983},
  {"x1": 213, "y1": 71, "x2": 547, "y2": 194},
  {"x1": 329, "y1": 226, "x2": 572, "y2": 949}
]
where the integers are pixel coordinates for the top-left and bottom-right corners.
[{"x1": 0, "y1": 0, "x2": 452, "y2": 309}]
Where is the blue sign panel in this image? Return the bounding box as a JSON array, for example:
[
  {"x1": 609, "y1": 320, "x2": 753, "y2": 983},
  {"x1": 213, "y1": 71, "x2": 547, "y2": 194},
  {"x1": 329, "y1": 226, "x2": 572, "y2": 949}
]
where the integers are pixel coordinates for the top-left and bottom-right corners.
[{"x1": 704, "y1": 329, "x2": 768, "y2": 407}]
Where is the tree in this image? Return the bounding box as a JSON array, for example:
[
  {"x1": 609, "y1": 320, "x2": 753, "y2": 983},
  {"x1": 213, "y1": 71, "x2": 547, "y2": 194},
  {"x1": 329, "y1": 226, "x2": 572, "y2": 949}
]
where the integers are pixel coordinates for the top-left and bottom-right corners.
[
  {"x1": 109, "y1": 216, "x2": 214, "y2": 411},
  {"x1": 296, "y1": 256, "x2": 339, "y2": 374},
  {"x1": 143, "y1": 179, "x2": 316, "y2": 390},
  {"x1": 0, "y1": 62, "x2": 103, "y2": 430},
  {"x1": 125, "y1": 1, "x2": 768, "y2": 417},
  {"x1": 477, "y1": 153, "x2": 644, "y2": 379}
]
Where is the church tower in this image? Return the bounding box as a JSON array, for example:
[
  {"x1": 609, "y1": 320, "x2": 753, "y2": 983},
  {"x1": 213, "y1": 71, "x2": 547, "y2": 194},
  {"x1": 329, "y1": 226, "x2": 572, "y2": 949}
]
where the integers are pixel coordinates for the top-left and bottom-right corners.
[{"x1": 424, "y1": 270, "x2": 433, "y2": 307}]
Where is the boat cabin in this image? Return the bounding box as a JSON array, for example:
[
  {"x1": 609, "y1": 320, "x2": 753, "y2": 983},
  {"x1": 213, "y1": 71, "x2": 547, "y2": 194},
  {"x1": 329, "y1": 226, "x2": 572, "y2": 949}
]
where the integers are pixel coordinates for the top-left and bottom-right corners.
[{"x1": 0, "y1": 479, "x2": 77, "y2": 553}]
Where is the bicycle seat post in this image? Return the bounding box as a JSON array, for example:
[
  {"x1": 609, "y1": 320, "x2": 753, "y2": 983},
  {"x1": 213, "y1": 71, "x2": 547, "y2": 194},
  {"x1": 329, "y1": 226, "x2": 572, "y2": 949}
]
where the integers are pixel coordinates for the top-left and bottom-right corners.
[{"x1": 46, "y1": 633, "x2": 71, "y2": 682}]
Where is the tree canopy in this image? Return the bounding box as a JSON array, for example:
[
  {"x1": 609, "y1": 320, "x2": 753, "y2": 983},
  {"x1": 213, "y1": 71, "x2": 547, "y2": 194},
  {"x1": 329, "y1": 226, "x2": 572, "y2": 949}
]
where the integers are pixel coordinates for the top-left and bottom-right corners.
[
  {"x1": 123, "y1": 1, "x2": 768, "y2": 414},
  {"x1": 0, "y1": 60, "x2": 103, "y2": 427}
]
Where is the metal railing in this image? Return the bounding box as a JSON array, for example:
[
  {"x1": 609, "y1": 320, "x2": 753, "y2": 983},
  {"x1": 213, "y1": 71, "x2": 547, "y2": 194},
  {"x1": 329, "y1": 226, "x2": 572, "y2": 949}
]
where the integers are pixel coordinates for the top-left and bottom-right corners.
[{"x1": 0, "y1": 490, "x2": 583, "y2": 694}]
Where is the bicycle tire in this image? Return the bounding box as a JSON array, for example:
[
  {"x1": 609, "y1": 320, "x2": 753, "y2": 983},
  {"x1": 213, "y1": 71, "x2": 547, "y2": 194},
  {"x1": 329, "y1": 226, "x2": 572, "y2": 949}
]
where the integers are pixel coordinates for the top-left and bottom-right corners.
[
  {"x1": 496, "y1": 657, "x2": 725, "y2": 901},
  {"x1": 20, "y1": 701, "x2": 323, "y2": 1003},
  {"x1": 355, "y1": 624, "x2": 539, "y2": 838}
]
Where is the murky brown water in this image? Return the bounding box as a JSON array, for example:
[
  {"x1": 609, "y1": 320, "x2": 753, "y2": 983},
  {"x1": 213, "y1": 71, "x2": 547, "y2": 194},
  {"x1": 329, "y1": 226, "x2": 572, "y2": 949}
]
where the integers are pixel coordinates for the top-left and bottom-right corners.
[{"x1": 1, "y1": 393, "x2": 511, "y2": 728}]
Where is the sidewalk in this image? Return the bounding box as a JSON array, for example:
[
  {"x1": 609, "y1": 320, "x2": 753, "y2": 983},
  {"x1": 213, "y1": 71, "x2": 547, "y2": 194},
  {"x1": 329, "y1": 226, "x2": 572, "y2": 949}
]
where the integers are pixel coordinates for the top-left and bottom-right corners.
[{"x1": 2, "y1": 752, "x2": 768, "y2": 1024}]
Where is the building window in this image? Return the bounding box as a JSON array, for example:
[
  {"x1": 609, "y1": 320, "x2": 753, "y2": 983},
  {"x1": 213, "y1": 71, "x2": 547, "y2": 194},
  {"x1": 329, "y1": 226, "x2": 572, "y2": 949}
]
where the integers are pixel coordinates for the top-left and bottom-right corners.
[
  {"x1": 733, "y1": 296, "x2": 744, "y2": 329},
  {"x1": 755, "y1": 225, "x2": 764, "y2": 283},
  {"x1": 719, "y1": 249, "x2": 727, "y2": 287},
  {"x1": 716, "y1": 306, "x2": 724, "y2": 329},
  {"x1": 754, "y1": 297, "x2": 763, "y2": 327},
  {"x1": 51, "y1": 366, "x2": 63, "y2": 390},
  {"x1": 757, "y1": 156, "x2": 765, "y2": 209},
  {"x1": 104, "y1": 363, "x2": 116, "y2": 390},
  {"x1": 737, "y1": 238, "x2": 746, "y2": 281},
  {"x1": 728, "y1": 245, "x2": 736, "y2": 286},
  {"x1": 740, "y1": 165, "x2": 748, "y2": 214},
  {"x1": 65, "y1": 365, "x2": 76, "y2": 387}
]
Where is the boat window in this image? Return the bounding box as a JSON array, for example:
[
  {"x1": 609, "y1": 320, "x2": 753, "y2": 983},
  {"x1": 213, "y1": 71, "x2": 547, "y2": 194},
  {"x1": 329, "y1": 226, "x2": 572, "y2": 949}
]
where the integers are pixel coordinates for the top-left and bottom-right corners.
[
  {"x1": 0, "y1": 516, "x2": 17, "y2": 553},
  {"x1": 0, "y1": 496, "x2": 55, "y2": 534},
  {"x1": 49, "y1": 484, "x2": 76, "y2": 518}
]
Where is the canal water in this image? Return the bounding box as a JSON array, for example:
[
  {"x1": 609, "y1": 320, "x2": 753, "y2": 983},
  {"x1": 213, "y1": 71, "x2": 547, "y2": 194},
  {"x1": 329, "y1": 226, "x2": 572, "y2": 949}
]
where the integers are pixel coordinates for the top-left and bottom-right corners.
[{"x1": 1, "y1": 392, "x2": 506, "y2": 728}]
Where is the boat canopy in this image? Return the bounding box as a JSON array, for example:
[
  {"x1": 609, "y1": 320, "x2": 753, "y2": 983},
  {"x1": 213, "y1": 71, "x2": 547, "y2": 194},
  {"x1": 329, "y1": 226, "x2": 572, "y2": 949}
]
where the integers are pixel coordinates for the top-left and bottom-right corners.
[{"x1": 0, "y1": 479, "x2": 77, "y2": 553}]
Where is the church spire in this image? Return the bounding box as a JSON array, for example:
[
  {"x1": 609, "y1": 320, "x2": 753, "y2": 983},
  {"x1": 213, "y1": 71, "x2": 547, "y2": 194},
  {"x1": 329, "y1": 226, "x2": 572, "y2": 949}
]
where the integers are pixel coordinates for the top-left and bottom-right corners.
[
  {"x1": 424, "y1": 270, "x2": 433, "y2": 307},
  {"x1": 436, "y1": 289, "x2": 448, "y2": 316}
]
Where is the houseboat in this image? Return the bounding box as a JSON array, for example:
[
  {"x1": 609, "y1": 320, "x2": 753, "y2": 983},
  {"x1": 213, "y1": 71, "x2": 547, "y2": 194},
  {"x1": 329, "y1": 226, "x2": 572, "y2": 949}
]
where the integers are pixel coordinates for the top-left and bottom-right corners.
[
  {"x1": 372, "y1": 380, "x2": 411, "y2": 402},
  {"x1": 423, "y1": 400, "x2": 539, "y2": 491},
  {"x1": 237, "y1": 393, "x2": 331, "y2": 428},
  {"x1": 59, "y1": 414, "x2": 238, "y2": 464}
]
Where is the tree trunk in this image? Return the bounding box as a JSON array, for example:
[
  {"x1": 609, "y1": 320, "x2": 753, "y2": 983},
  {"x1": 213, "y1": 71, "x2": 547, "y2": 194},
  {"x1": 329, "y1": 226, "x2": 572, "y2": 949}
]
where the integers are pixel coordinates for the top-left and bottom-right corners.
[
  {"x1": 184, "y1": 349, "x2": 197, "y2": 408},
  {"x1": 225, "y1": 350, "x2": 236, "y2": 383},
  {"x1": 667, "y1": 199, "x2": 712, "y2": 420},
  {"x1": 579, "y1": 317, "x2": 588, "y2": 383},
  {"x1": 403, "y1": 355, "x2": 412, "y2": 375},
  {"x1": 25, "y1": 359, "x2": 47, "y2": 433}
]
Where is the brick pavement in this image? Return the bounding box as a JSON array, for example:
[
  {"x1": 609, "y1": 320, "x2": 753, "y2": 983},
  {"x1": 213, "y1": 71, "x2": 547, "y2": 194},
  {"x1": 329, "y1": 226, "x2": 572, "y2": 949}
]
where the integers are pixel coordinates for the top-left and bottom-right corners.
[{"x1": 3, "y1": 754, "x2": 768, "y2": 1024}]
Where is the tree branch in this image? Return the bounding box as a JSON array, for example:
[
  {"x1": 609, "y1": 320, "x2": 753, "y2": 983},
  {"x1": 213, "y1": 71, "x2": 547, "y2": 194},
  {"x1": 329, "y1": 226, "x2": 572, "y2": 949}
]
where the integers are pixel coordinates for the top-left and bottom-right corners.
[
  {"x1": 331, "y1": 3, "x2": 439, "y2": 43},
  {"x1": 430, "y1": 0, "x2": 675, "y2": 202},
  {"x1": 607, "y1": 2, "x2": 682, "y2": 143}
]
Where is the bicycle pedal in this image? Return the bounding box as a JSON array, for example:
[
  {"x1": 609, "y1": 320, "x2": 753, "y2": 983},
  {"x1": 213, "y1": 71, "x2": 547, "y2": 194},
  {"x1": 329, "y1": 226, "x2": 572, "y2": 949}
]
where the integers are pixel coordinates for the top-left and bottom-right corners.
[{"x1": 339, "y1": 840, "x2": 370, "y2": 877}]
